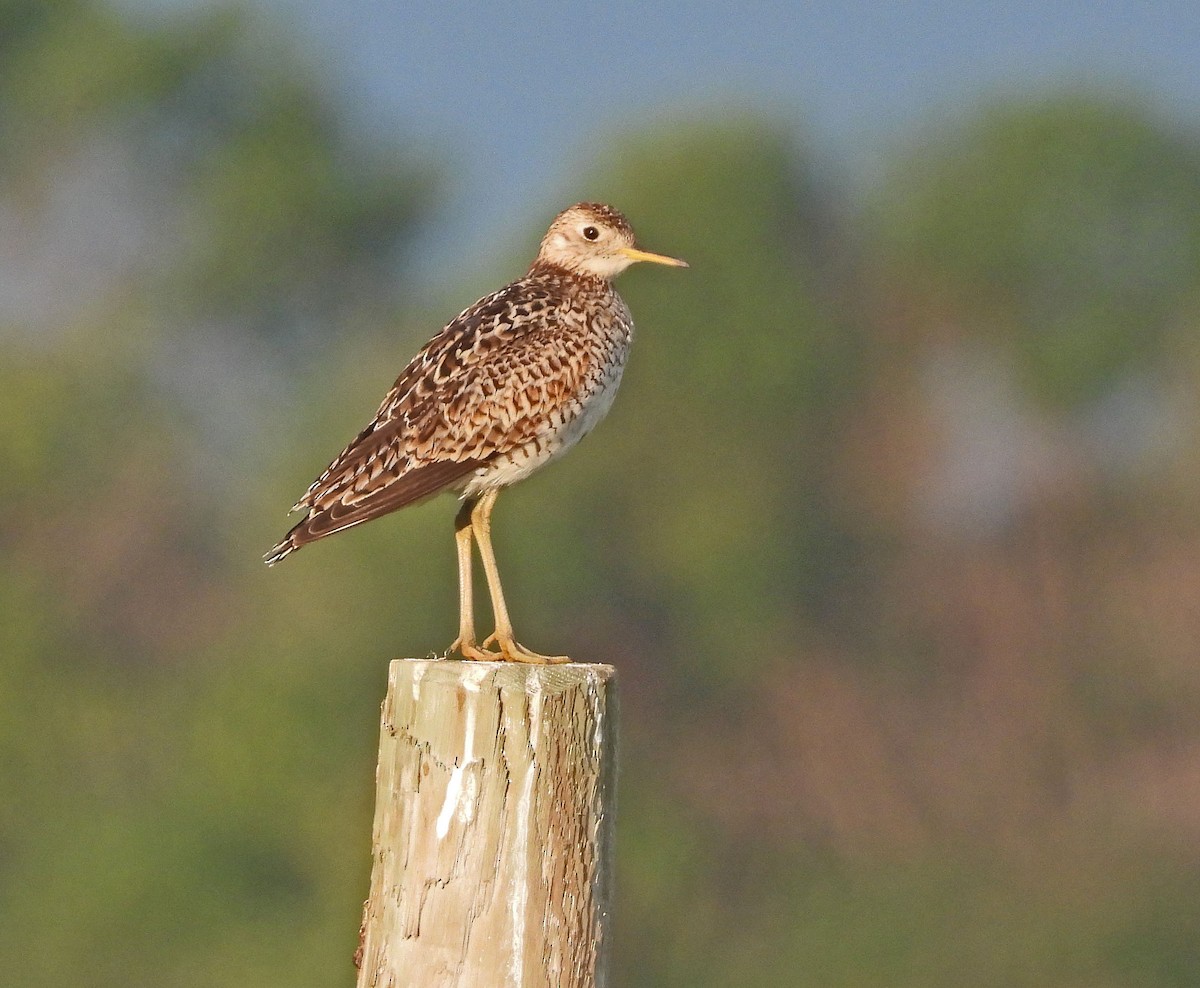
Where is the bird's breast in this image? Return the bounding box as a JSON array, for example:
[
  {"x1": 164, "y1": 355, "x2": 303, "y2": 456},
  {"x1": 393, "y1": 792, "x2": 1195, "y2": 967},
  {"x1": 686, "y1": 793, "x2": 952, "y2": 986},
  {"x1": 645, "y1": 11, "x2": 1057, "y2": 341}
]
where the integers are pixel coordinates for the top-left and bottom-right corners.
[{"x1": 460, "y1": 305, "x2": 633, "y2": 496}]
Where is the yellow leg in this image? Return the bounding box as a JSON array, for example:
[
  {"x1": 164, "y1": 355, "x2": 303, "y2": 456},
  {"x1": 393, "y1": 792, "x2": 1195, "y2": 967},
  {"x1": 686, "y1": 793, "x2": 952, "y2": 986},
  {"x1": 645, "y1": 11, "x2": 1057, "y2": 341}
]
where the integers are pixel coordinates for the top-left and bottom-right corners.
[
  {"x1": 449, "y1": 497, "x2": 500, "y2": 661},
  {"x1": 472, "y1": 489, "x2": 568, "y2": 664}
]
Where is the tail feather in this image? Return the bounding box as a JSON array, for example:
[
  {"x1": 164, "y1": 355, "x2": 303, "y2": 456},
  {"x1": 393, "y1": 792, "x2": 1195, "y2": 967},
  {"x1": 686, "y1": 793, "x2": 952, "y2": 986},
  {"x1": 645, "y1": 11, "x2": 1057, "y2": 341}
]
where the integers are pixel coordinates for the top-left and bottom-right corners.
[{"x1": 263, "y1": 532, "x2": 300, "y2": 567}]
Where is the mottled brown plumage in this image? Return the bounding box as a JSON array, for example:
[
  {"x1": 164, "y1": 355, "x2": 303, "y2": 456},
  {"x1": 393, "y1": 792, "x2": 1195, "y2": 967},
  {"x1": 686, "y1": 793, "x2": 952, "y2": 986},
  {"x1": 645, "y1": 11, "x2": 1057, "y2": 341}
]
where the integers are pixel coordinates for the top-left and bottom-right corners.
[{"x1": 266, "y1": 202, "x2": 686, "y2": 662}]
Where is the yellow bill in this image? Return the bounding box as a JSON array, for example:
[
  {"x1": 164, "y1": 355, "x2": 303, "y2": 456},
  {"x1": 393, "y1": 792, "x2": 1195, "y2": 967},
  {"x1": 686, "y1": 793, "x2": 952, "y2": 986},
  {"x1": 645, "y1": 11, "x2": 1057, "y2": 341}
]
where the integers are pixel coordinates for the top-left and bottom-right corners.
[{"x1": 619, "y1": 246, "x2": 689, "y2": 268}]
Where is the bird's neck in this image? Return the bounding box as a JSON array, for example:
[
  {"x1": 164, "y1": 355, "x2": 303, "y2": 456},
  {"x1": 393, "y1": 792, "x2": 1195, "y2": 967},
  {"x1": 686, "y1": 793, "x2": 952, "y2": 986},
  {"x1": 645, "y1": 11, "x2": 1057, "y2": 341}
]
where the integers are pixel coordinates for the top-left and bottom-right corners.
[{"x1": 526, "y1": 259, "x2": 612, "y2": 292}]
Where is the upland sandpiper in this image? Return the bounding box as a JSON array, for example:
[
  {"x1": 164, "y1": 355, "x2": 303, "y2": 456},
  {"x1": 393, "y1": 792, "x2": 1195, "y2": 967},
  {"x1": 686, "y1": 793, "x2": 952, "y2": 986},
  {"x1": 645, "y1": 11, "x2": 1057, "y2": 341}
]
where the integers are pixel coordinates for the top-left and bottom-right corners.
[{"x1": 265, "y1": 202, "x2": 687, "y2": 663}]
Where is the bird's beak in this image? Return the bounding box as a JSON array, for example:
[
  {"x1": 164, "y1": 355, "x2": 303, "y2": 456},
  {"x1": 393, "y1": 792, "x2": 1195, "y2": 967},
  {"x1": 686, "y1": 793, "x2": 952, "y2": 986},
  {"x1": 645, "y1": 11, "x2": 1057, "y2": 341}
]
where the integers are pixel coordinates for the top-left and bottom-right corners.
[{"x1": 619, "y1": 246, "x2": 689, "y2": 268}]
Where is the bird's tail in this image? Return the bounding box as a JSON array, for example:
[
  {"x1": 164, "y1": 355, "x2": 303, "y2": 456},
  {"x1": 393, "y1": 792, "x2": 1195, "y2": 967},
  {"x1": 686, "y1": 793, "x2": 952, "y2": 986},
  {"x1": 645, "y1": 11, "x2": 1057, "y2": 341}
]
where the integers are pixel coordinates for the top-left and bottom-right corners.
[{"x1": 263, "y1": 534, "x2": 299, "y2": 567}]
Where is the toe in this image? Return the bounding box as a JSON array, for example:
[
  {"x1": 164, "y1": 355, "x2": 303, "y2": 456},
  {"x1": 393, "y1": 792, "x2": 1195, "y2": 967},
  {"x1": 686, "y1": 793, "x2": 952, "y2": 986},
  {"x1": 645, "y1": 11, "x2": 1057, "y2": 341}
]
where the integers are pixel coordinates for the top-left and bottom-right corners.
[
  {"x1": 449, "y1": 638, "x2": 501, "y2": 662},
  {"x1": 496, "y1": 638, "x2": 570, "y2": 665}
]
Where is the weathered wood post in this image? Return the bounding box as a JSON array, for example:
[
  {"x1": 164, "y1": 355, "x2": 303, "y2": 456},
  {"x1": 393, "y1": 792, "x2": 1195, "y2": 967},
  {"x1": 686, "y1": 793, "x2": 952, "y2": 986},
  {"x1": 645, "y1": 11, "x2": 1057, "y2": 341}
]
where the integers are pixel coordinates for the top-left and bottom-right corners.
[{"x1": 354, "y1": 658, "x2": 619, "y2": 988}]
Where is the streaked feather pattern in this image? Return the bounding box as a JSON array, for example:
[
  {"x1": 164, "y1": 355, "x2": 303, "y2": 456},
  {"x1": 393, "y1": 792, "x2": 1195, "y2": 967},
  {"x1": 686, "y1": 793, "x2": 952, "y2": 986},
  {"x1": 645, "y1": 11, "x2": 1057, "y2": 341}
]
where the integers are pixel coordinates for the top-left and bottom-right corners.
[{"x1": 265, "y1": 211, "x2": 638, "y2": 567}]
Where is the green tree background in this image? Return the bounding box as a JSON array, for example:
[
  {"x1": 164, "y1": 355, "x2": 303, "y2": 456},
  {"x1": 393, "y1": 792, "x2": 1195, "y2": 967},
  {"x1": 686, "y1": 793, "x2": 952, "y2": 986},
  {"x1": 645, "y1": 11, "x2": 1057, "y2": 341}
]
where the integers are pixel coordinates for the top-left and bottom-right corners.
[{"x1": 5, "y1": 2, "x2": 1200, "y2": 985}]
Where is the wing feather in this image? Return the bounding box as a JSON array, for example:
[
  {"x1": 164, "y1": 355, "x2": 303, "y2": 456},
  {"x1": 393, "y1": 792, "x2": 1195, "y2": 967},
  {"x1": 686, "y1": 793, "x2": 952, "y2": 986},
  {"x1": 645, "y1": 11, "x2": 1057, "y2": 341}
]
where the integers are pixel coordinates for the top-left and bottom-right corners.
[{"x1": 266, "y1": 270, "x2": 605, "y2": 566}]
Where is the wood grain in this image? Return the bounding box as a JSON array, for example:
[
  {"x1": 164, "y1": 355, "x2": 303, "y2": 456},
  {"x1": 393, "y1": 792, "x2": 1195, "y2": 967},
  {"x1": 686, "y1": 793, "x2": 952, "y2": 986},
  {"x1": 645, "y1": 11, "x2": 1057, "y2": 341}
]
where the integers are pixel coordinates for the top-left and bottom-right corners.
[{"x1": 355, "y1": 659, "x2": 618, "y2": 988}]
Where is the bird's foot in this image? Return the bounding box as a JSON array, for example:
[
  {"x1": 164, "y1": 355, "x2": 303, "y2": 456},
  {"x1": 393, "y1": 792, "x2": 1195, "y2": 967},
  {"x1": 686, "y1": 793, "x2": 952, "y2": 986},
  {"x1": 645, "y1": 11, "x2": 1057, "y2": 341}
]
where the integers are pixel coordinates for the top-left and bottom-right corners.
[
  {"x1": 481, "y1": 632, "x2": 570, "y2": 665},
  {"x1": 448, "y1": 637, "x2": 502, "y2": 662}
]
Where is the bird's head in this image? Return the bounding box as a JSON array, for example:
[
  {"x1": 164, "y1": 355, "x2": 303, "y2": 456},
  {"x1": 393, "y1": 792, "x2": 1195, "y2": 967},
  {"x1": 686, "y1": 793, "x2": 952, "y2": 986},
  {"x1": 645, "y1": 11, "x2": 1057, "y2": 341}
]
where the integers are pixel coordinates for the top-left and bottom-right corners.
[{"x1": 534, "y1": 202, "x2": 688, "y2": 280}]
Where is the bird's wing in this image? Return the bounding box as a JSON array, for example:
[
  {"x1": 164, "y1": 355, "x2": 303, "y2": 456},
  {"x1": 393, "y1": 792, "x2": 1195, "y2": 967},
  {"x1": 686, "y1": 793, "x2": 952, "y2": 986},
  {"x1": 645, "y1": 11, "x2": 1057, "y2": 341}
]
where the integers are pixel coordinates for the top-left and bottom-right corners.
[
  {"x1": 282, "y1": 453, "x2": 487, "y2": 545},
  {"x1": 293, "y1": 279, "x2": 586, "y2": 518},
  {"x1": 264, "y1": 433, "x2": 488, "y2": 565},
  {"x1": 268, "y1": 278, "x2": 604, "y2": 563},
  {"x1": 373, "y1": 283, "x2": 562, "y2": 424}
]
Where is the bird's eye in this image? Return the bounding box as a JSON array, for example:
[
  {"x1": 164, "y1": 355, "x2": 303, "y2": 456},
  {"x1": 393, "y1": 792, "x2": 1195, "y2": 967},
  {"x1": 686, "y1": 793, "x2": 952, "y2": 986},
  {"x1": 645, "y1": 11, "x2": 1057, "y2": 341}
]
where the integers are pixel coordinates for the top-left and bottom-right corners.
[{"x1": 582, "y1": 225, "x2": 600, "y2": 241}]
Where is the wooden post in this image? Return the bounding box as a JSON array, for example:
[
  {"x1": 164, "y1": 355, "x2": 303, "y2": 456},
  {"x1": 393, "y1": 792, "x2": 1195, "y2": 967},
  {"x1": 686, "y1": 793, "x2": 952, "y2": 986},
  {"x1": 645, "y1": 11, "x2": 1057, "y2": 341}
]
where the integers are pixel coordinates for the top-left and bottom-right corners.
[{"x1": 354, "y1": 659, "x2": 619, "y2": 988}]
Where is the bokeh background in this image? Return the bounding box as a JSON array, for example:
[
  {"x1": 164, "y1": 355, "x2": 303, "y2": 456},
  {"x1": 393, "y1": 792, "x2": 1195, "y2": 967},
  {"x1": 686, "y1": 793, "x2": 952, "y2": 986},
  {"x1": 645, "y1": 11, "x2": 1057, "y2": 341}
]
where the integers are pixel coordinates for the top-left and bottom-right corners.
[{"x1": 5, "y1": 1, "x2": 1200, "y2": 985}]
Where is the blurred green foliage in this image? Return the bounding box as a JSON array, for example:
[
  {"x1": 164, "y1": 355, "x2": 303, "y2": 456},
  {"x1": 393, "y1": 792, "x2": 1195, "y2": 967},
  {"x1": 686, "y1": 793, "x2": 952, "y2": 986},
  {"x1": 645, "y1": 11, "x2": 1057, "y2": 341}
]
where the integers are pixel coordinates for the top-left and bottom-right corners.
[
  {"x1": 874, "y1": 94, "x2": 1200, "y2": 406},
  {"x1": 5, "y1": 3, "x2": 1200, "y2": 986}
]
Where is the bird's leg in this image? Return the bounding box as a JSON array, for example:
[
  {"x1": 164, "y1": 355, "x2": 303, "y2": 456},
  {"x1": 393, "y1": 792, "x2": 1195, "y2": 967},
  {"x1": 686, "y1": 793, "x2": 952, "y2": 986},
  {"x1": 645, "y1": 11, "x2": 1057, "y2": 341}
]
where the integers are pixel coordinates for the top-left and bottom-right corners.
[
  {"x1": 472, "y1": 489, "x2": 569, "y2": 664},
  {"x1": 448, "y1": 497, "x2": 500, "y2": 661}
]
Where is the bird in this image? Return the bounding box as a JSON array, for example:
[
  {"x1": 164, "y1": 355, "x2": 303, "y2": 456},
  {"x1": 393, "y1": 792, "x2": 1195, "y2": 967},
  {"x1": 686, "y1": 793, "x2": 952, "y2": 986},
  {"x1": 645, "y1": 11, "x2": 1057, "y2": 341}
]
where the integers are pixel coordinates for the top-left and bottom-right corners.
[{"x1": 265, "y1": 202, "x2": 687, "y2": 664}]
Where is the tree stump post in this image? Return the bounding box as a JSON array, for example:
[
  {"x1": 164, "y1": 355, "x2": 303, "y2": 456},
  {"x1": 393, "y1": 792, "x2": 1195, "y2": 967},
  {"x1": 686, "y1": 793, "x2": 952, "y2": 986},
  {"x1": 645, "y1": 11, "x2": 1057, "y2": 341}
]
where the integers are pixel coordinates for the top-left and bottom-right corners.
[{"x1": 354, "y1": 658, "x2": 619, "y2": 988}]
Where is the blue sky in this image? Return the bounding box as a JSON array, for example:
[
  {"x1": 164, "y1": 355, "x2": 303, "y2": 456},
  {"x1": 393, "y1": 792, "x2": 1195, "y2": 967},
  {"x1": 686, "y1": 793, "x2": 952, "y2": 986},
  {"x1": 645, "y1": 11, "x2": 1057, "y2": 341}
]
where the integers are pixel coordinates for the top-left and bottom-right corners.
[{"x1": 139, "y1": 1, "x2": 1200, "y2": 271}]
